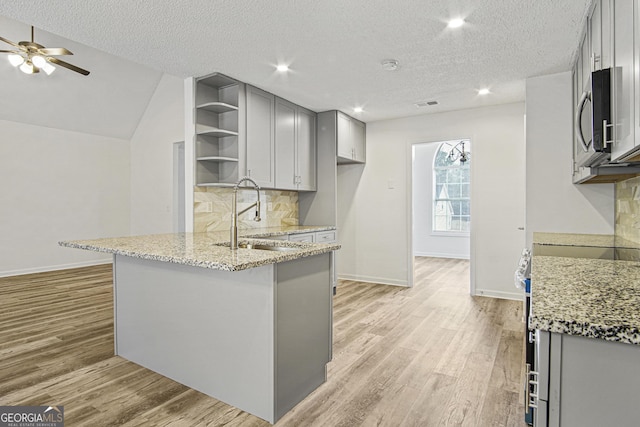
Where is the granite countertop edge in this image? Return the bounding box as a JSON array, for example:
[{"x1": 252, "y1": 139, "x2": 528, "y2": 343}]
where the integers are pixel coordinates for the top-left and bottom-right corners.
[
  {"x1": 59, "y1": 226, "x2": 339, "y2": 272},
  {"x1": 530, "y1": 254, "x2": 640, "y2": 346},
  {"x1": 529, "y1": 316, "x2": 640, "y2": 346}
]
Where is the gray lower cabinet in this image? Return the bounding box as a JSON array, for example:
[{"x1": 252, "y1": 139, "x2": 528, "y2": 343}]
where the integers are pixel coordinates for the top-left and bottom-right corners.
[
  {"x1": 114, "y1": 253, "x2": 332, "y2": 424},
  {"x1": 246, "y1": 85, "x2": 275, "y2": 188},
  {"x1": 265, "y1": 230, "x2": 338, "y2": 292},
  {"x1": 287, "y1": 230, "x2": 336, "y2": 244},
  {"x1": 288, "y1": 231, "x2": 337, "y2": 294},
  {"x1": 533, "y1": 330, "x2": 640, "y2": 427},
  {"x1": 275, "y1": 98, "x2": 317, "y2": 191}
]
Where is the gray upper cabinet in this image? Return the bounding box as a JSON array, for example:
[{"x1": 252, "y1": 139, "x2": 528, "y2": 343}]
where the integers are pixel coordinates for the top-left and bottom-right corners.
[
  {"x1": 572, "y1": 0, "x2": 640, "y2": 181},
  {"x1": 296, "y1": 107, "x2": 317, "y2": 191},
  {"x1": 351, "y1": 119, "x2": 366, "y2": 163},
  {"x1": 588, "y1": 0, "x2": 613, "y2": 71},
  {"x1": 190, "y1": 76, "x2": 319, "y2": 191},
  {"x1": 275, "y1": 98, "x2": 317, "y2": 191},
  {"x1": 275, "y1": 98, "x2": 297, "y2": 190},
  {"x1": 336, "y1": 113, "x2": 352, "y2": 160},
  {"x1": 581, "y1": 29, "x2": 591, "y2": 86},
  {"x1": 336, "y1": 111, "x2": 366, "y2": 164},
  {"x1": 611, "y1": 0, "x2": 636, "y2": 161},
  {"x1": 246, "y1": 85, "x2": 276, "y2": 188},
  {"x1": 591, "y1": 0, "x2": 602, "y2": 70}
]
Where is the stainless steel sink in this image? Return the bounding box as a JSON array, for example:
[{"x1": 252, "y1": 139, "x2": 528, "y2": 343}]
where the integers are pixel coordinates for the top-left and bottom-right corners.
[
  {"x1": 238, "y1": 243, "x2": 298, "y2": 251},
  {"x1": 215, "y1": 241, "x2": 300, "y2": 251}
]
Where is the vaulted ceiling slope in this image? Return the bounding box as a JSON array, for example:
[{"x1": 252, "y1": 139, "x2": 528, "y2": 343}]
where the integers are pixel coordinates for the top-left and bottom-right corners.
[
  {"x1": 0, "y1": 15, "x2": 162, "y2": 140},
  {"x1": 0, "y1": 1, "x2": 591, "y2": 123}
]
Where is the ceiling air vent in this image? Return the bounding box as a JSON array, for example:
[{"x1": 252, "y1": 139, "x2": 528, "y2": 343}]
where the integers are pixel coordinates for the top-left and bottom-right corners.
[{"x1": 415, "y1": 101, "x2": 438, "y2": 107}]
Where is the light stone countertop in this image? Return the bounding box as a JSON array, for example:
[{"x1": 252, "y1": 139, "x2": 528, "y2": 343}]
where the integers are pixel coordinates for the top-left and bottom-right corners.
[
  {"x1": 533, "y1": 232, "x2": 640, "y2": 249},
  {"x1": 530, "y1": 255, "x2": 640, "y2": 345},
  {"x1": 59, "y1": 226, "x2": 339, "y2": 272},
  {"x1": 533, "y1": 232, "x2": 616, "y2": 248}
]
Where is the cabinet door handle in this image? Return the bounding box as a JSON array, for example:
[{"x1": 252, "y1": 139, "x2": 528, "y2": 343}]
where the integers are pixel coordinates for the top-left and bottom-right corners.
[
  {"x1": 247, "y1": 169, "x2": 251, "y2": 177},
  {"x1": 591, "y1": 53, "x2": 600, "y2": 71},
  {"x1": 603, "y1": 119, "x2": 614, "y2": 148}
]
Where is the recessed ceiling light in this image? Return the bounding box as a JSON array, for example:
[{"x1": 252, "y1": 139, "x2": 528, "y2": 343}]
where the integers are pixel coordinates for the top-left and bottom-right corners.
[
  {"x1": 448, "y1": 18, "x2": 465, "y2": 28},
  {"x1": 353, "y1": 107, "x2": 363, "y2": 113},
  {"x1": 381, "y1": 59, "x2": 399, "y2": 71},
  {"x1": 276, "y1": 64, "x2": 289, "y2": 72},
  {"x1": 478, "y1": 88, "x2": 490, "y2": 95}
]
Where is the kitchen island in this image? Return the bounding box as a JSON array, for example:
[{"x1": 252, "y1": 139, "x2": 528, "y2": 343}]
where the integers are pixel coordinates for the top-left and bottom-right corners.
[
  {"x1": 60, "y1": 229, "x2": 339, "y2": 424},
  {"x1": 528, "y1": 233, "x2": 640, "y2": 427}
]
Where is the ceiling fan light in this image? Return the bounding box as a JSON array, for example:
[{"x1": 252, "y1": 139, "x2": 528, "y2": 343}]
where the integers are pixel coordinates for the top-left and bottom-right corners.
[
  {"x1": 32, "y1": 55, "x2": 47, "y2": 68},
  {"x1": 19, "y1": 61, "x2": 34, "y2": 74},
  {"x1": 8, "y1": 54, "x2": 24, "y2": 67},
  {"x1": 42, "y1": 62, "x2": 55, "y2": 75}
]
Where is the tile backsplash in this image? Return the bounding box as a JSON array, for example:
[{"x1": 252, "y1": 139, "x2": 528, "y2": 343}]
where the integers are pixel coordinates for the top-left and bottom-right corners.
[
  {"x1": 616, "y1": 176, "x2": 640, "y2": 246},
  {"x1": 194, "y1": 187, "x2": 298, "y2": 233}
]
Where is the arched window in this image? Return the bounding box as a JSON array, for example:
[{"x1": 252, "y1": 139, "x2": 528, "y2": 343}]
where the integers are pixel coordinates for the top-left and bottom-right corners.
[{"x1": 433, "y1": 140, "x2": 471, "y2": 233}]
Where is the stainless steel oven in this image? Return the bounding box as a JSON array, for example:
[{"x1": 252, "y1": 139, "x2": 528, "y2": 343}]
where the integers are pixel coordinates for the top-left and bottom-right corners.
[{"x1": 575, "y1": 68, "x2": 612, "y2": 167}]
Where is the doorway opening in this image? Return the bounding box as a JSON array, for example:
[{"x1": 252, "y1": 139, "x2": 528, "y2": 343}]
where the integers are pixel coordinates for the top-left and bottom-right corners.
[{"x1": 411, "y1": 139, "x2": 472, "y2": 292}]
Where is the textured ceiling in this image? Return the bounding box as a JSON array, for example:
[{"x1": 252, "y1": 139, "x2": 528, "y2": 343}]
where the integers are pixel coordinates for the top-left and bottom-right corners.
[{"x1": 0, "y1": 0, "x2": 591, "y2": 123}]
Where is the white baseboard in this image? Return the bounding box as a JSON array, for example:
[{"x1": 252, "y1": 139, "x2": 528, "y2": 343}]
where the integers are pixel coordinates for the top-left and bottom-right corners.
[
  {"x1": 0, "y1": 259, "x2": 112, "y2": 278},
  {"x1": 473, "y1": 288, "x2": 523, "y2": 301},
  {"x1": 337, "y1": 273, "x2": 409, "y2": 287},
  {"x1": 414, "y1": 251, "x2": 470, "y2": 260}
]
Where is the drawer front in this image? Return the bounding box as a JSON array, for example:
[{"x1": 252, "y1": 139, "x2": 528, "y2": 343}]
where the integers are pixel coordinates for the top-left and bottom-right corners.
[
  {"x1": 315, "y1": 231, "x2": 336, "y2": 243},
  {"x1": 289, "y1": 233, "x2": 315, "y2": 243}
]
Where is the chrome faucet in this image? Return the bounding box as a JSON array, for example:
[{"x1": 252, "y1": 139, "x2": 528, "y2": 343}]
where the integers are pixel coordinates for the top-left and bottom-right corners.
[{"x1": 230, "y1": 177, "x2": 261, "y2": 250}]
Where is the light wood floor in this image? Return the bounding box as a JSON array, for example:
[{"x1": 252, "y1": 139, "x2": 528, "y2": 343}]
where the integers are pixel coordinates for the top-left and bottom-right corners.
[{"x1": 0, "y1": 257, "x2": 527, "y2": 426}]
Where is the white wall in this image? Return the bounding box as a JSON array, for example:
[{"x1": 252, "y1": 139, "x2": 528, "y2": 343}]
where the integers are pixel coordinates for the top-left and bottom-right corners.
[
  {"x1": 0, "y1": 119, "x2": 130, "y2": 276},
  {"x1": 412, "y1": 142, "x2": 470, "y2": 259},
  {"x1": 130, "y1": 74, "x2": 185, "y2": 235},
  {"x1": 337, "y1": 102, "x2": 526, "y2": 299},
  {"x1": 525, "y1": 72, "x2": 614, "y2": 245}
]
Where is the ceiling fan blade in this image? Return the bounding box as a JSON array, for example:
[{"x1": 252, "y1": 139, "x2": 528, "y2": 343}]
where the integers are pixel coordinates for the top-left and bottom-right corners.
[
  {"x1": 39, "y1": 47, "x2": 73, "y2": 56},
  {"x1": 0, "y1": 50, "x2": 19, "y2": 53},
  {"x1": 49, "y1": 57, "x2": 90, "y2": 75},
  {"x1": 0, "y1": 36, "x2": 20, "y2": 48}
]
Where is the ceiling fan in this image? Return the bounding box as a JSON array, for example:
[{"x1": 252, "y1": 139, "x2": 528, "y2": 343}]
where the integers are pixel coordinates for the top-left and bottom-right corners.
[{"x1": 0, "y1": 26, "x2": 90, "y2": 76}]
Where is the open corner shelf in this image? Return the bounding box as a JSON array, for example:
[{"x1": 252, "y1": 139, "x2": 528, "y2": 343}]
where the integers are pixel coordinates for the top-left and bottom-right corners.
[
  {"x1": 196, "y1": 156, "x2": 239, "y2": 162},
  {"x1": 196, "y1": 124, "x2": 239, "y2": 138},
  {"x1": 196, "y1": 102, "x2": 239, "y2": 114}
]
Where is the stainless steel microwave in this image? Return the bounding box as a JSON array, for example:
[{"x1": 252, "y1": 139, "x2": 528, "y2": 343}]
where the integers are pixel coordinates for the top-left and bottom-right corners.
[{"x1": 575, "y1": 68, "x2": 612, "y2": 167}]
